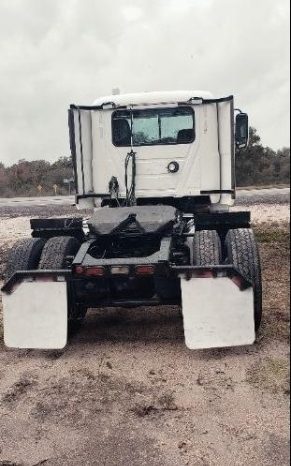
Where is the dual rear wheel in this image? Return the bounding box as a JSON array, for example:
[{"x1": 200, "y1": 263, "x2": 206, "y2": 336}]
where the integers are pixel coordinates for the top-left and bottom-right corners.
[
  {"x1": 4, "y1": 228, "x2": 263, "y2": 334},
  {"x1": 193, "y1": 228, "x2": 262, "y2": 331},
  {"x1": 38, "y1": 236, "x2": 87, "y2": 330},
  {"x1": 4, "y1": 236, "x2": 87, "y2": 331}
]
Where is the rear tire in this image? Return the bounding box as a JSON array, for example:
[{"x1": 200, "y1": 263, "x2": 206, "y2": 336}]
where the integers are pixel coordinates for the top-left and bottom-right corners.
[
  {"x1": 225, "y1": 228, "x2": 262, "y2": 331},
  {"x1": 38, "y1": 236, "x2": 86, "y2": 332},
  {"x1": 193, "y1": 230, "x2": 222, "y2": 265},
  {"x1": 4, "y1": 238, "x2": 46, "y2": 282},
  {"x1": 38, "y1": 236, "x2": 80, "y2": 269}
]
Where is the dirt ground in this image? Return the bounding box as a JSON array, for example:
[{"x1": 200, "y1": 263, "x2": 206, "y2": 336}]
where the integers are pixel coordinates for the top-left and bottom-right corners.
[{"x1": 0, "y1": 205, "x2": 289, "y2": 466}]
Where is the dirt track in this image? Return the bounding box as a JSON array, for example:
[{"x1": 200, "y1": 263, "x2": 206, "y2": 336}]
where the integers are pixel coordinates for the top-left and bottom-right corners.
[{"x1": 0, "y1": 205, "x2": 289, "y2": 466}]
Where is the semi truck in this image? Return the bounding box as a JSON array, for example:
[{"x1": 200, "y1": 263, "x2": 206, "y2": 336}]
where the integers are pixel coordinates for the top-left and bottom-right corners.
[{"x1": 1, "y1": 90, "x2": 262, "y2": 350}]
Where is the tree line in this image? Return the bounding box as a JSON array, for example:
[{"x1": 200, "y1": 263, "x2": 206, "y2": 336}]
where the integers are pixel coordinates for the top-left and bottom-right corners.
[
  {"x1": 0, "y1": 157, "x2": 74, "y2": 197},
  {"x1": 0, "y1": 127, "x2": 289, "y2": 196},
  {"x1": 236, "y1": 127, "x2": 289, "y2": 186}
]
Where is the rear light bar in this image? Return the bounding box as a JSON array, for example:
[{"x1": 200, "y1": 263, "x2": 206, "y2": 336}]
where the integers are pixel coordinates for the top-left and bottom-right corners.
[{"x1": 74, "y1": 264, "x2": 155, "y2": 277}]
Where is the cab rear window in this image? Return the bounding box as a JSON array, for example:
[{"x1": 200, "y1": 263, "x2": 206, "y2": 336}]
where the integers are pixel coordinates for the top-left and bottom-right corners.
[{"x1": 112, "y1": 107, "x2": 195, "y2": 147}]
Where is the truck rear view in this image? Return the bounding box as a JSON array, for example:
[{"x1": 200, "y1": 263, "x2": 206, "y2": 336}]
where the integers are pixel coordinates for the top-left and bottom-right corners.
[{"x1": 1, "y1": 90, "x2": 262, "y2": 350}]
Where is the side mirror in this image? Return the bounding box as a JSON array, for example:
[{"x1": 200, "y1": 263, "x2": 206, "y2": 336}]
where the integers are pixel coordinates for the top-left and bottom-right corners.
[{"x1": 235, "y1": 113, "x2": 249, "y2": 148}]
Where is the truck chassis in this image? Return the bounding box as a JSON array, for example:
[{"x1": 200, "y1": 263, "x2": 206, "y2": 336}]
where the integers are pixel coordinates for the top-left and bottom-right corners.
[{"x1": 1, "y1": 207, "x2": 262, "y2": 350}]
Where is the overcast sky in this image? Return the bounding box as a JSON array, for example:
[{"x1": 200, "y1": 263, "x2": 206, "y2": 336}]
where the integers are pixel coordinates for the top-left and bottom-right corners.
[{"x1": 0, "y1": 0, "x2": 290, "y2": 165}]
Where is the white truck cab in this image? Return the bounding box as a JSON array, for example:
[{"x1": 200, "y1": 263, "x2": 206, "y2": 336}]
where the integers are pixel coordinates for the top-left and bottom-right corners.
[{"x1": 69, "y1": 90, "x2": 248, "y2": 211}]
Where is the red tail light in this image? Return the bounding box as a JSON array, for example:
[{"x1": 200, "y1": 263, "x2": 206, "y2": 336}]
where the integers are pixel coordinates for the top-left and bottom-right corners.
[
  {"x1": 135, "y1": 265, "x2": 155, "y2": 276},
  {"x1": 74, "y1": 266, "x2": 105, "y2": 277},
  {"x1": 85, "y1": 266, "x2": 105, "y2": 277}
]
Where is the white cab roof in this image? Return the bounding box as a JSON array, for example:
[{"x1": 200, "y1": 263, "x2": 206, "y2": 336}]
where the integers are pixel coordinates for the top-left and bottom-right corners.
[{"x1": 92, "y1": 90, "x2": 213, "y2": 107}]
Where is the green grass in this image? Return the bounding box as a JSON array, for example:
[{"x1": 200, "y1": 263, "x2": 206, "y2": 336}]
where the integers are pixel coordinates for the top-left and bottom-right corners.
[
  {"x1": 247, "y1": 358, "x2": 290, "y2": 394},
  {"x1": 254, "y1": 225, "x2": 290, "y2": 244}
]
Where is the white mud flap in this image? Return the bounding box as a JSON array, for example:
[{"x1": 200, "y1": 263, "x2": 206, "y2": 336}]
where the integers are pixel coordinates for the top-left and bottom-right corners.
[
  {"x1": 181, "y1": 277, "x2": 255, "y2": 349},
  {"x1": 3, "y1": 280, "x2": 68, "y2": 350}
]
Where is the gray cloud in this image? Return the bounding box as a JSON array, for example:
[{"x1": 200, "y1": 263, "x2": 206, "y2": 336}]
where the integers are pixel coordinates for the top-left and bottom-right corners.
[{"x1": 0, "y1": 0, "x2": 289, "y2": 165}]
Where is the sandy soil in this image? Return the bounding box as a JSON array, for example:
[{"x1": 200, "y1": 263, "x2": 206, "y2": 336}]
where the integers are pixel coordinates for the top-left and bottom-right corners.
[{"x1": 0, "y1": 205, "x2": 289, "y2": 466}]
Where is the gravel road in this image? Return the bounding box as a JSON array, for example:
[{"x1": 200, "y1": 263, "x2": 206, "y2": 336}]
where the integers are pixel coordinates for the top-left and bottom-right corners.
[
  {"x1": 236, "y1": 187, "x2": 290, "y2": 205},
  {"x1": 0, "y1": 187, "x2": 289, "y2": 207},
  {"x1": 0, "y1": 202, "x2": 289, "y2": 466}
]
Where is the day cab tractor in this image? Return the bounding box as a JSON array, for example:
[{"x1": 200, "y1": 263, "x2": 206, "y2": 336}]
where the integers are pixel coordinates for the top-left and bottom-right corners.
[{"x1": 1, "y1": 90, "x2": 262, "y2": 350}]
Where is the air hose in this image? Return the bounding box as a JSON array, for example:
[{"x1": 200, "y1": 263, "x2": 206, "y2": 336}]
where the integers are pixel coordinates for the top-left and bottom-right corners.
[
  {"x1": 125, "y1": 106, "x2": 137, "y2": 206},
  {"x1": 125, "y1": 149, "x2": 136, "y2": 206}
]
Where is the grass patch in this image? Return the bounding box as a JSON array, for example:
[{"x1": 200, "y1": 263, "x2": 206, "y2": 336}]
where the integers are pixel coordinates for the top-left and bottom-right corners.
[
  {"x1": 247, "y1": 357, "x2": 290, "y2": 395},
  {"x1": 254, "y1": 224, "x2": 290, "y2": 245},
  {"x1": 260, "y1": 310, "x2": 290, "y2": 343}
]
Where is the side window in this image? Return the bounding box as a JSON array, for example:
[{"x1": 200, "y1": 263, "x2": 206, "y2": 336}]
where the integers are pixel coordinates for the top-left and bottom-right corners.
[{"x1": 112, "y1": 107, "x2": 195, "y2": 146}]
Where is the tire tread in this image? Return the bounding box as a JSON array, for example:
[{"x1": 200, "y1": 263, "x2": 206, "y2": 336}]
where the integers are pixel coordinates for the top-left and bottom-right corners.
[
  {"x1": 225, "y1": 228, "x2": 262, "y2": 330},
  {"x1": 38, "y1": 236, "x2": 80, "y2": 269},
  {"x1": 193, "y1": 230, "x2": 222, "y2": 265},
  {"x1": 4, "y1": 238, "x2": 46, "y2": 281}
]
